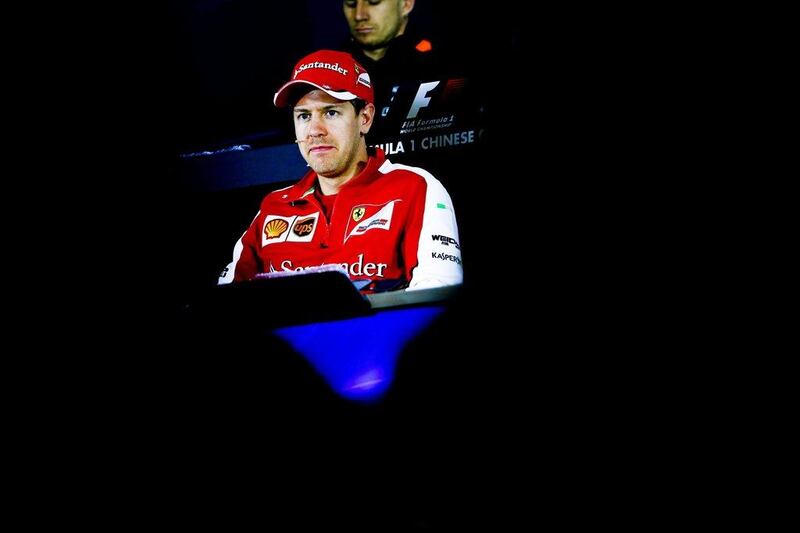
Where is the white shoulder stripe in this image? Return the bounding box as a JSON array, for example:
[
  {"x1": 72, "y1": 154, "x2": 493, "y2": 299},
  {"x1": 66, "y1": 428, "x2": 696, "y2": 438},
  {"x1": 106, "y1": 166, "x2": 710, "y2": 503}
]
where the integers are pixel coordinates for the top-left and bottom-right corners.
[
  {"x1": 378, "y1": 158, "x2": 463, "y2": 289},
  {"x1": 378, "y1": 159, "x2": 436, "y2": 181},
  {"x1": 269, "y1": 183, "x2": 294, "y2": 195},
  {"x1": 218, "y1": 209, "x2": 261, "y2": 285}
]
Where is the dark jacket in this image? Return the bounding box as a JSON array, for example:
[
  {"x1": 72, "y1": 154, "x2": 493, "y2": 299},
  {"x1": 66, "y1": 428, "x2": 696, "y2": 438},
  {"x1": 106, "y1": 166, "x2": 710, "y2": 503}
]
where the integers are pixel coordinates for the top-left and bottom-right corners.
[{"x1": 345, "y1": 32, "x2": 459, "y2": 143}]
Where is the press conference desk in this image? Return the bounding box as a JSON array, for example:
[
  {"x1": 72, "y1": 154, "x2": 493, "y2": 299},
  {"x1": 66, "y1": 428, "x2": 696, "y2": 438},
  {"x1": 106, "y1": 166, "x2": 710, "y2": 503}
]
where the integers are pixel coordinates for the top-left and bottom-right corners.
[{"x1": 187, "y1": 273, "x2": 460, "y2": 402}]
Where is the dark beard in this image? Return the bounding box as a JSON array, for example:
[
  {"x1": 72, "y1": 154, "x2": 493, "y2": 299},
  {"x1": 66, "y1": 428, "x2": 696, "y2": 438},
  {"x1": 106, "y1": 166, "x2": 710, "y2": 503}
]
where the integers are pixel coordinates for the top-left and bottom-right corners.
[{"x1": 357, "y1": 38, "x2": 392, "y2": 51}]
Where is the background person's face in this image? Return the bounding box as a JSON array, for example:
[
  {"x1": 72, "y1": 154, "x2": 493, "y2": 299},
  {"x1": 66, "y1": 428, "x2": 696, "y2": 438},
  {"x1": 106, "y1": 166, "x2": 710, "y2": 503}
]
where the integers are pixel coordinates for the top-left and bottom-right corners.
[
  {"x1": 293, "y1": 90, "x2": 370, "y2": 178},
  {"x1": 343, "y1": 0, "x2": 408, "y2": 50}
]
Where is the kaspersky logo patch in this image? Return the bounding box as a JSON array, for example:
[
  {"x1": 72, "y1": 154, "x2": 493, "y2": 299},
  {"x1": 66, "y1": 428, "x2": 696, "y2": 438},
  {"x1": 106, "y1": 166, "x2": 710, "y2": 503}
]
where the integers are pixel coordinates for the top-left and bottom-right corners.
[
  {"x1": 344, "y1": 200, "x2": 399, "y2": 242},
  {"x1": 262, "y1": 212, "x2": 320, "y2": 246}
]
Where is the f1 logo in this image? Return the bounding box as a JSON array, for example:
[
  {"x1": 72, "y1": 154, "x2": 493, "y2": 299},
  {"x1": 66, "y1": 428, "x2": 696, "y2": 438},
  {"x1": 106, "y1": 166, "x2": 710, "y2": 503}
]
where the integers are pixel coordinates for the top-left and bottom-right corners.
[{"x1": 407, "y1": 81, "x2": 440, "y2": 119}]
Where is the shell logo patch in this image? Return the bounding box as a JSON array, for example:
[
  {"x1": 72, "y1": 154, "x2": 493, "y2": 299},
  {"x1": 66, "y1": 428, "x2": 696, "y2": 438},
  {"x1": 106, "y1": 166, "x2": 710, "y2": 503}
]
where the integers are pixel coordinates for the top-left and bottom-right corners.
[
  {"x1": 262, "y1": 212, "x2": 320, "y2": 246},
  {"x1": 264, "y1": 218, "x2": 289, "y2": 239}
]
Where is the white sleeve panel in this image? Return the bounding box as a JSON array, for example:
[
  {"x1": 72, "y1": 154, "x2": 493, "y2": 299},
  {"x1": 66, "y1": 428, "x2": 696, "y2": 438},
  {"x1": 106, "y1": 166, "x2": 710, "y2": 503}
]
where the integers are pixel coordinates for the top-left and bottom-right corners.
[
  {"x1": 217, "y1": 210, "x2": 261, "y2": 285},
  {"x1": 378, "y1": 161, "x2": 463, "y2": 290}
]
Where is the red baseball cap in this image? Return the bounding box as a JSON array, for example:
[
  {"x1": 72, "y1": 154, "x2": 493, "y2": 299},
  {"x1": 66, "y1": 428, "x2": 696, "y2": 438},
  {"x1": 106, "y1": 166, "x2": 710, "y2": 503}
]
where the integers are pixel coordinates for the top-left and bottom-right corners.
[{"x1": 273, "y1": 50, "x2": 374, "y2": 108}]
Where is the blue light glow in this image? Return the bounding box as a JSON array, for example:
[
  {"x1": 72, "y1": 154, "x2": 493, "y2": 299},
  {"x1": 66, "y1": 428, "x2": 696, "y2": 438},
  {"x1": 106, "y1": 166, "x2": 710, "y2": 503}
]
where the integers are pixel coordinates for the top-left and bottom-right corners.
[{"x1": 273, "y1": 306, "x2": 444, "y2": 402}]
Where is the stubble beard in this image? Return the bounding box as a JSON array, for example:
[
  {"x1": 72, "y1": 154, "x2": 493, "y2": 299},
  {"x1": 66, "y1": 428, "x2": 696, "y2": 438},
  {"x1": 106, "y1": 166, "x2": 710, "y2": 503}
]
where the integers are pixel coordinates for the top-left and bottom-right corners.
[
  {"x1": 354, "y1": 20, "x2": 402, "y2": 50},
  {"x1": 309, "y1": 145, "x2": 349, "y2": 178}
]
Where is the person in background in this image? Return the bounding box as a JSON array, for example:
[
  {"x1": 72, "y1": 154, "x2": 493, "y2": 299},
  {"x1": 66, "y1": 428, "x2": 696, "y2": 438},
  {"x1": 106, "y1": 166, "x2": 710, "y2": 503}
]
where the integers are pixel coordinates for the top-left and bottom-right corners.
[
  {"x1": 344, "y1": 0, "x2": 421, "y2": 63},
  {"x1": 218, "y1": 49, "x2": 462, "y2": 292},
  {"x1": 342, "y1": 0, "x2": 449, "y2": 130}
]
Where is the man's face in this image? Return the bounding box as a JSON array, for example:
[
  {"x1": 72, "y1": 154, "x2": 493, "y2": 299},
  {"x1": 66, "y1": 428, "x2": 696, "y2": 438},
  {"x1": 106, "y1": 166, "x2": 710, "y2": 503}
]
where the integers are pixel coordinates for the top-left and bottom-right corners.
[
  {"x1": 343, "y1": 0, "x2": 411, "y2": 50},
  {"x1": 293, "y1": 90, "x2": 373, "y2": 179}
]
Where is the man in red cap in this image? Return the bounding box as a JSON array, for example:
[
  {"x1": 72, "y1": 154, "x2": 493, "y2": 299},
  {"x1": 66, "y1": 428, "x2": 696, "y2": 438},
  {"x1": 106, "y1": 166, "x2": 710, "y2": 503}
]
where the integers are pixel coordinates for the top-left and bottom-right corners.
[{"x1": 218, "y1": 50, "x2": 462, "y2": 292}]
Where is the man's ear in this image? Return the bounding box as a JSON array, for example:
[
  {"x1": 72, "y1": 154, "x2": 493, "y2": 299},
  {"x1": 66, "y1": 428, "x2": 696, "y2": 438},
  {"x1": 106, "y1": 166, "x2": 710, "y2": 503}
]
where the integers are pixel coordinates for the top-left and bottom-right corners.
[
  {"x1": 360, "y1": 103, "x2": 375, "y2": 135},
  {"x1": 402, "y1": 0, "x2": 415, "y2": 18}
]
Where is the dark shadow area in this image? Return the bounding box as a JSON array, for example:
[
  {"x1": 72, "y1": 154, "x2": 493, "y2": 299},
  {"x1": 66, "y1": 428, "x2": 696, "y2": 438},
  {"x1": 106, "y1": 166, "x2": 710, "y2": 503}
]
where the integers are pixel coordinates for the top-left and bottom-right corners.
[{"x1": 55, "y1": 2, "x2": 696, "y2": 528}]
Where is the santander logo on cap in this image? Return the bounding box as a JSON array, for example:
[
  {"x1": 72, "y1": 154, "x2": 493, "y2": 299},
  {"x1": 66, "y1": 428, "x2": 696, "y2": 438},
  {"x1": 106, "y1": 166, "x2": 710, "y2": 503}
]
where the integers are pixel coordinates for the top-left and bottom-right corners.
[
  {"x1": 273, "y1": 50, "x2": 374, "y2": 108},
  {"x1": 294, "y1": 61, "x2": 348, "y2": 79}
]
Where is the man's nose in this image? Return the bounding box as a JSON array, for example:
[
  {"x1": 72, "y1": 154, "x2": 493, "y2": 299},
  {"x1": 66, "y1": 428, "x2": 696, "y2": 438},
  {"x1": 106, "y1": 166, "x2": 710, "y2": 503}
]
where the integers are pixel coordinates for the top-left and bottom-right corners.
[
  {"x1": 308, "y1": 114, "x2": 327, "y2": 137},
  {"x1": 354, "y1": 1, "x2": 369, "y2": 21}
]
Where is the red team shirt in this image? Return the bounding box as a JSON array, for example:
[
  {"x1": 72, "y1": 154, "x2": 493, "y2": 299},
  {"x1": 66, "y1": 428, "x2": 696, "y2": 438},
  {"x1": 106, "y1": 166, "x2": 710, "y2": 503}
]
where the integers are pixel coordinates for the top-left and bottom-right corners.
[{"x1": 218, "y1": 148, "x2": 463, "y2": 291}]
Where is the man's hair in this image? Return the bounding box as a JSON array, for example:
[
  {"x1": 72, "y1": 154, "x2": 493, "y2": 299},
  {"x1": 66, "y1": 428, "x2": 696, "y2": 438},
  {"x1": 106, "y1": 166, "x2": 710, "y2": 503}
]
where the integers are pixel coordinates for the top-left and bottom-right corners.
[{"x1": 350, "y1": 98, "x2": 367, "y2": 114}]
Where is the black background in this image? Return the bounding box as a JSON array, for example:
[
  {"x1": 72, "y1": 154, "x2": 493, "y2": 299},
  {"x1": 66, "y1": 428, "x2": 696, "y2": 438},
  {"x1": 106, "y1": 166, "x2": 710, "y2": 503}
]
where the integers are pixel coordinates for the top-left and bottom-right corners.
[{"x1": 40, "y1": 2, "x2": 696, "y2": 528}]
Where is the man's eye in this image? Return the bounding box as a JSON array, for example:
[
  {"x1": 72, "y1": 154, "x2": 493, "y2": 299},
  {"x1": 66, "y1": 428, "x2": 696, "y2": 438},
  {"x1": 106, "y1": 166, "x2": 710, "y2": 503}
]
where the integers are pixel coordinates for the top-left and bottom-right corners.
[
  {"x1": 344, "y1": 1, "x2": 356, "y2": 8},
  {"x1": 296, "y1": 113, "x2": 310, "y2": 121},
  {"x1": 325, "y1": 110, "x2": 340, "y2": 118}
]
